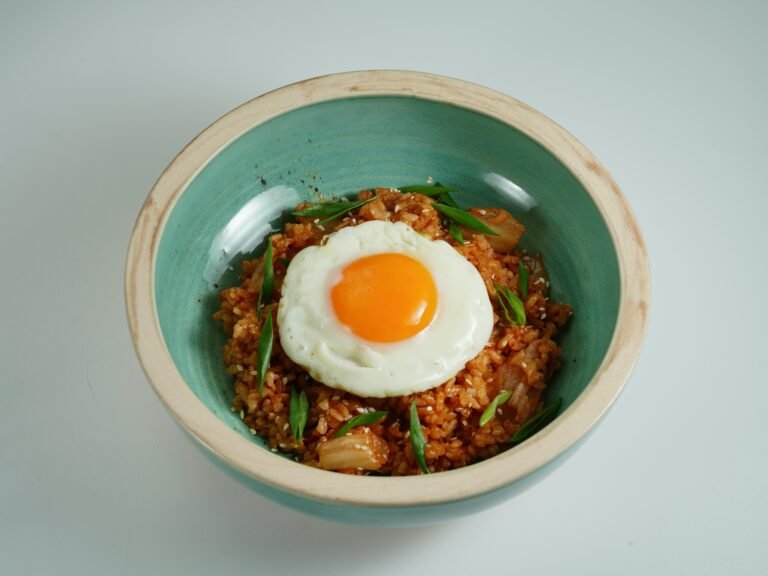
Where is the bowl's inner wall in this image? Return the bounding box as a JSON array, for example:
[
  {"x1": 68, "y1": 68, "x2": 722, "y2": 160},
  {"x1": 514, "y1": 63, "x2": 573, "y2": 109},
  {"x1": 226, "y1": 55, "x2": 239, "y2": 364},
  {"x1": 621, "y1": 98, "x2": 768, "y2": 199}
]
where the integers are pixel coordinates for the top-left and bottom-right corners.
[{"x1": 155, "y1": 96, "x2": 620, "y2": 451}]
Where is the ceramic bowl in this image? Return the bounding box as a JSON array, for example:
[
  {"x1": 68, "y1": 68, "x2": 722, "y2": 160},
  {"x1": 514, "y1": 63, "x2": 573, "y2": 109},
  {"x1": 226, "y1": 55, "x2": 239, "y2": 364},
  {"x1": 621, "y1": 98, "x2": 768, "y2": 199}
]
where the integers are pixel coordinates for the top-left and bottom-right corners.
[{"x1": 125, "y1": 70, "x2": 650, "y2": 525}]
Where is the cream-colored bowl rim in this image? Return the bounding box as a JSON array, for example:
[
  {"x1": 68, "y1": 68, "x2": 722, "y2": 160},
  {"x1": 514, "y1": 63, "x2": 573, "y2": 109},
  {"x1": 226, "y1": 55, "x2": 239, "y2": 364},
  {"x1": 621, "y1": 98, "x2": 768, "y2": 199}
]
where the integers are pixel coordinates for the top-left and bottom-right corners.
[{"x1": 125, "y1": 70, "x2": 650, "y2": 508}]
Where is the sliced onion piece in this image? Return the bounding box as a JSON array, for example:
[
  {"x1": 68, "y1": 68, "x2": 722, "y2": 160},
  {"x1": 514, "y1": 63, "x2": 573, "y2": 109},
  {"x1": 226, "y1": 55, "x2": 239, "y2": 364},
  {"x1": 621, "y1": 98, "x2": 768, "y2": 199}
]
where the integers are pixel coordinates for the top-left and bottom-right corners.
[
  {"x1": 461, "y1": 208, "x2": 525, "y2": 253},
  {"x1": 317, "y1": 430, "x2": 389, "y2": 471},
  {"x1": 522, "y1": 253, "x2": 550, "y2": 296}
]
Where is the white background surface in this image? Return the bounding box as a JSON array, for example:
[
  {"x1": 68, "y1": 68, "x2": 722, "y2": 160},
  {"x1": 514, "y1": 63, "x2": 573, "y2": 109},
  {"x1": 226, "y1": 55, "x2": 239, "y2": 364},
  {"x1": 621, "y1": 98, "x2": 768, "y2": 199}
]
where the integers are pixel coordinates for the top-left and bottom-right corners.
[{"x1": 2, "y1": 1, "x2": 766, "y2": 574}]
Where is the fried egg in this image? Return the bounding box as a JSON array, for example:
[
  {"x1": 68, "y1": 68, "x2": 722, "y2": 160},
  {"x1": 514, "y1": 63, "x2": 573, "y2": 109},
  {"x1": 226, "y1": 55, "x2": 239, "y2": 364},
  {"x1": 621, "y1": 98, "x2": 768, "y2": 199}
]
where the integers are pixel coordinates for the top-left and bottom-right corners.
[{"x1": 277, "y1": 220, "x2": 493, "y2": 397}]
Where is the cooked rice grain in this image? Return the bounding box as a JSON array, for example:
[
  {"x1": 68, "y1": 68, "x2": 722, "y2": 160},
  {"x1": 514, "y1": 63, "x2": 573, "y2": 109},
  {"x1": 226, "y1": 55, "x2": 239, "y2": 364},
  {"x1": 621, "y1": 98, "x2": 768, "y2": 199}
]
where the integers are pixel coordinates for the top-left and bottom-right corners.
[{"x1": 213, "y1": 188, "x2": 571, "y2": 475}]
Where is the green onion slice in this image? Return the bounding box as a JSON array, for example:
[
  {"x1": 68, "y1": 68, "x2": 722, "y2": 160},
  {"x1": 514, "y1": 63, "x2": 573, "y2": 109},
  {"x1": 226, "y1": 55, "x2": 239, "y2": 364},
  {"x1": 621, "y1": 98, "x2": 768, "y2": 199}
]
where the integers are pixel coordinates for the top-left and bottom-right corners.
[
  {"x1": 434, "y1": 203, "x2": 499, "y2": 236},
  {"x1": 256, "y1": 239, "x2": 274, "y2": 320},
  {"x1": 448, "y1": 222, "x2": 465, "y2": 244},
  {"x1": 334, "y1": 411, "x2": 388, "y2": 438},
  {"x1": 292, "y1": 196, "x2": 377, "y2": 225},
  {"x1": 289, "y1": 386, "x2": 309, "y2": 443},
  {"x1": 409, "y1": 400, "x2": 429, "y2": 474},
  {"x1": 479, "y1": 390, "x2": 513, "y2": 427},
  {"x1": 509, "y1": 398, "x2": 563, "y2": 445},
  {"x1": 495, "y1": 284, "x2": 526, "y2": 325},
  {"x1": 436, "y1": 192, "x2": 460, "y2": 209},
  {"x1": 518, "y1": 261, "x2": 529, "y2": 300},
  {"x1": 256, "y1": 312, "x2": 273, "y2": 396}
]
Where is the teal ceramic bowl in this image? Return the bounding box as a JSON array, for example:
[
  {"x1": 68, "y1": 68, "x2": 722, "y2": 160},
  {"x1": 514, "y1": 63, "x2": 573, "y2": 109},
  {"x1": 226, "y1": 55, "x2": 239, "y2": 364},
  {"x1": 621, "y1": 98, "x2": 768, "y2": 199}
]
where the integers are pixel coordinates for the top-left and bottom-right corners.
[{"x1": 126, "y1": 71, "x2": 650, "y2": 525}]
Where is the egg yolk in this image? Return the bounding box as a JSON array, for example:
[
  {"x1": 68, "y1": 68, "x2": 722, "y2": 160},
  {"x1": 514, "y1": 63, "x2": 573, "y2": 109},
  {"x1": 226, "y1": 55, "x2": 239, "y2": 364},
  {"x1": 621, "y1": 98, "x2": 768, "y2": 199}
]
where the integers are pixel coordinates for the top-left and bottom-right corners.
[{"x1": 331, "y1": 253, "x2": 438, "y2": 343}]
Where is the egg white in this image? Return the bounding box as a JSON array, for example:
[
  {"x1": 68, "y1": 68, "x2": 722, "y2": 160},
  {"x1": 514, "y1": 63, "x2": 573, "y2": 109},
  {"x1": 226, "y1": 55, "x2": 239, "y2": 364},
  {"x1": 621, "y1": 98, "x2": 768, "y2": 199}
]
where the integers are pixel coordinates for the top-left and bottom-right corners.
[{"x1": 276, "y1": 220, "x2": 494, "y2": 398}]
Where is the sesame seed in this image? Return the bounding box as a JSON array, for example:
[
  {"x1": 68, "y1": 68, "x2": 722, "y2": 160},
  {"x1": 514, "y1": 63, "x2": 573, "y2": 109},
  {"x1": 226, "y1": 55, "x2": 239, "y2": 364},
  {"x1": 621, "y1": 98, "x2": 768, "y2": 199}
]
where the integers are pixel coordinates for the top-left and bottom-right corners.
[
  {"x1": 479, "y1": 209, "x2": 487, "y2": 215},
  {"x1": 236, "y1": 364, "x2": 244, "y2": 372},
  {"x1": 538, "y1": 307, "x2": 546, "y2": 311},
  {"x1": 426, "y1": 176, "x2": 434, "y2": 184},
  {"x1": 394, "y1": 204, "x2": 401, "y2": 212},
  {"x1": 356, "y1": 407, "x2": 366, "y2": 414},
  {"x1": 421, "y1": 208, "x2": 429, "y2": 213},
  {"x1": 239, "y1": 410, "x2": 245, "y2": 419},
  {"x1": 282, "y1": 377, "x2": 288, "y2": 384},
  {"x1": 541, "y1": 314, "x2": 547, "y2": 320},
  {"x1": 249, "y1": 428, "x2": 257, "y2": 435},
  {"x1": 250, "y1": 370, "x2": 258, "y2": 376},
  {"x1": 313, "y1": 218, "x2": 319, "y2": 224},
  {"x1": 535, "y1": 277, "x2": 546, "y2": 285},
  {"x1": 271, "y1": 448, "x2": 278, "y2": 452},
  {"x1": 279, "y1": 443, "x2": 287, "y2": 449},
  {"x1": 522, "y1": 362, "x2": 528, "y2": 368},
  {"x1": 283, "y1": 423, "x2": 289, "y2": 430}
]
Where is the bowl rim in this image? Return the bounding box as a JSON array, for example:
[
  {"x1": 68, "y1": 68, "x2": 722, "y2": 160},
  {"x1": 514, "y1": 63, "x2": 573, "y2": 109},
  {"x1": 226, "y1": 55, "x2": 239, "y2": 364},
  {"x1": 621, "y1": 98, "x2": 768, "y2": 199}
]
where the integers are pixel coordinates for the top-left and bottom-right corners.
[{"x1": 125, "y1": 70, "x2": 650, "y2": 507}]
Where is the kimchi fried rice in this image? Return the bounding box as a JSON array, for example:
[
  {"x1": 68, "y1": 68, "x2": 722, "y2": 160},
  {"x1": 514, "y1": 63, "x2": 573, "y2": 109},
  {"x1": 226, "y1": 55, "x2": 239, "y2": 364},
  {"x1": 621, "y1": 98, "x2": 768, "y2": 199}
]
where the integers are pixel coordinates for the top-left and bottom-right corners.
[{"x1": 213, "y1": 188, "x2": 572, "y2": 475}]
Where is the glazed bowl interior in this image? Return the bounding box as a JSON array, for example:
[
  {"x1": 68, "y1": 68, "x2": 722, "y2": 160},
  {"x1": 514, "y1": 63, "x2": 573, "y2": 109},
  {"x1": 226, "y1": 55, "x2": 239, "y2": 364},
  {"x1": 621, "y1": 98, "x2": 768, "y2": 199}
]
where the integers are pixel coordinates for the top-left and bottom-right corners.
[
  {"x1": 127, "y1": 72, "x2": 650, "y2": 523},
  {"x1": 156, "y1": 95, "x2": 620, "y2": 448}
]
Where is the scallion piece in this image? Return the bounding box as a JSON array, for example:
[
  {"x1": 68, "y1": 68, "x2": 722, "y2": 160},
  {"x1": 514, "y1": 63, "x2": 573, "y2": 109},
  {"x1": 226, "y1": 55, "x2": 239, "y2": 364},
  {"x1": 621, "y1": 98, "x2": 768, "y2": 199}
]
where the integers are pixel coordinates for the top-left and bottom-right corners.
[
  {"x1": 409, "y1": 400, "x2": 429, "y2": 474},
  {"x1": 509, "y1": 398, "x2": 563, "y2": 446},
  {"x1": 256, "y1": 239, "x2": 274, "y2": 320},
  {"x1": 426, "y1": 182, "x2": 461, "y2": 209},
  {"x1": 434, "y1": 203, "x2": 499, "y2": 236},
  {"x1": 334, "y1": 411, "x2": 388, "y2": 438},
  {"x1": 289, "y1": 386, "x2": 309, "y2": 444},
  {"x1": 518, "y1": 261, "x2": 529, "y2": 299},
  {"x1": 479, "y1": 390, "x2": 512, "y2": 427},
  {"x1": 448, "y1": 222, "x2": 464, "y2": 244},
  {"x1": 495, "y1": 284, "x2": 526, "y2": 325},
  {"x1": 256, "y1": 312, "x2": 273, "y2": 396},
  {"x1": 292, "y1": 195, "x2": 377, "y2": 224},
  {"x1": 436, "y1": 192, "x2": 460, "y2": 209},
  {"x1": 431, "y1": 182, "x2": 463, "y2": 216}
]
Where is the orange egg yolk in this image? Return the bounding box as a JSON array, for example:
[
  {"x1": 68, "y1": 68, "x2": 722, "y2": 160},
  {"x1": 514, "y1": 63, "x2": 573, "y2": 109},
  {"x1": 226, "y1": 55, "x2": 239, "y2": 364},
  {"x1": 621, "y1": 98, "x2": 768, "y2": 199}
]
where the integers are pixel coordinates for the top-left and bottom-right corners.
[{"x1": 331, "y1": 253, "x2": 438, "y2": 343}]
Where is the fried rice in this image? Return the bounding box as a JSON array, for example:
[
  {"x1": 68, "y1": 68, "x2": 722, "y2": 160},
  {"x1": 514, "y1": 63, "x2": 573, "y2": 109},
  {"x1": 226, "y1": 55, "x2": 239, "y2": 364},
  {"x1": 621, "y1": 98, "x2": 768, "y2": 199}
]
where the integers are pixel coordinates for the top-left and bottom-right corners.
[{"x1": 213, "y1": 188, "x2": 571, "y2": 475}]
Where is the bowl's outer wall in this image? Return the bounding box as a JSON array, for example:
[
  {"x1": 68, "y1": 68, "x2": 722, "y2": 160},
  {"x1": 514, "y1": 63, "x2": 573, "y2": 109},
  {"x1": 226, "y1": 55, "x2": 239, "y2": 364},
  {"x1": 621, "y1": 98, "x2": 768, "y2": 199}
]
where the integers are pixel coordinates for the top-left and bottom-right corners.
[
  {"x1": 190, "y1": 424, "x2": 589, "y2": 525},
  {"x1": 154, "y1": 95, "x2": 620, "y2": 518}
]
